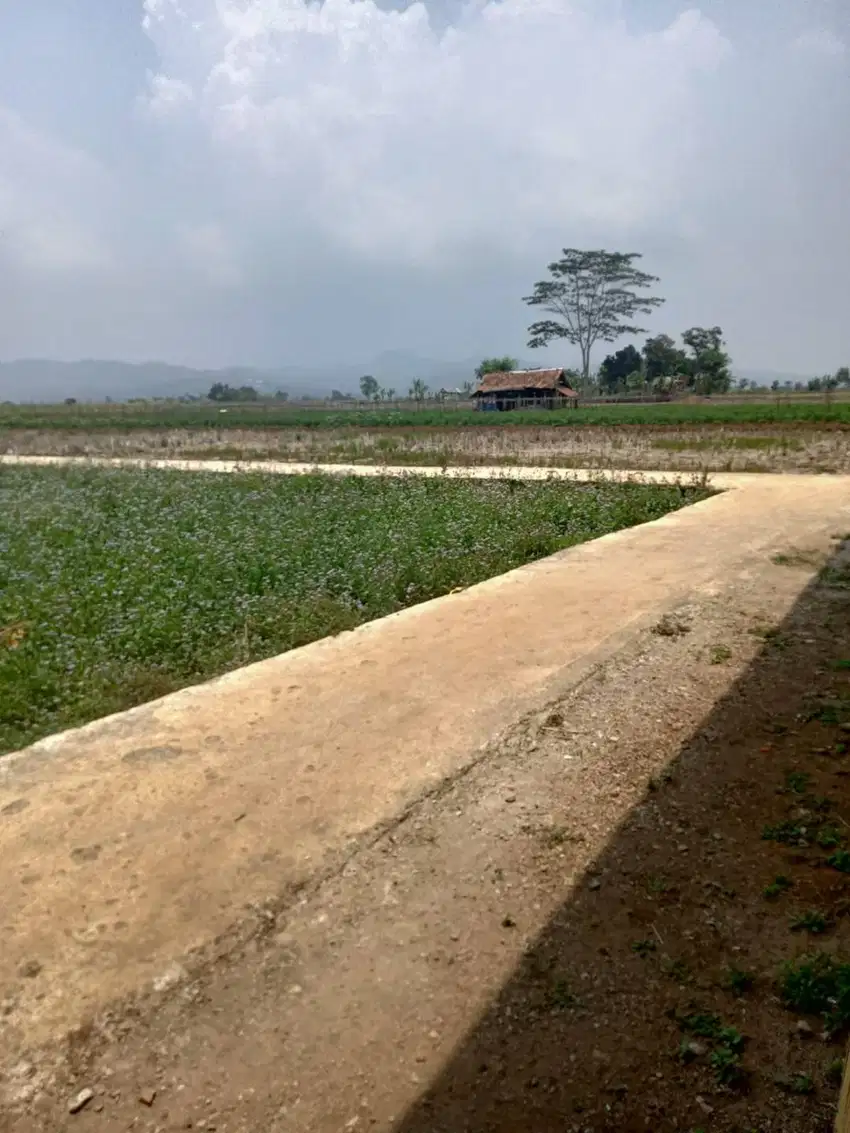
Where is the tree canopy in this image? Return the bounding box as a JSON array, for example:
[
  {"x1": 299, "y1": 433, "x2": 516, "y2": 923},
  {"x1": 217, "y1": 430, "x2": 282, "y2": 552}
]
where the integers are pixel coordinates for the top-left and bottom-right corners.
[
  {"x1": 598, "y1": 345, "x2": 642, "y2": 393},
  {"x1": 359, "y1": 374, "x2": 379, "y2": 400},
  {"x1": 475, "y1": 356, "x2": 519, "y2": 381},
  {"x1": 681, "y1": 326, "x2": 732, "y2": 394},
  {"x1": 208, "y1": 382, "x2": 259, "y2": 402},
  {"x1": 524, "y1": 249, "x2": 664, "y2": 382},
  {"x1": 642, "y1": 334, "x2": 687, "y2": 382}
]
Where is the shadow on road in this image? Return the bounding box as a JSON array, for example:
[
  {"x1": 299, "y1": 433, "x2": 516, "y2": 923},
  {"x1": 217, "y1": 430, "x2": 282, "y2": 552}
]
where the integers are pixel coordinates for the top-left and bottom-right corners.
[{"x1": 393, "y1": 547, "x2": 850, "y2": 1132}]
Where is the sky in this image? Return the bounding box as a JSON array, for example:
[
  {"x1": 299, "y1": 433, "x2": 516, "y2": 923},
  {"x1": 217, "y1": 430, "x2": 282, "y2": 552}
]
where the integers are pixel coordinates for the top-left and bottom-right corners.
[{"x1": 0, "y1": 0, "x2": 847, "y2": 376}]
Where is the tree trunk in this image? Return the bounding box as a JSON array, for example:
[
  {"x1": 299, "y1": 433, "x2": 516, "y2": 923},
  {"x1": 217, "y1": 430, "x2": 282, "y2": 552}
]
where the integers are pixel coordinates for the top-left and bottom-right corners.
[{"x1": 580, "y1": 344, "x2": 591, "y2": 387}]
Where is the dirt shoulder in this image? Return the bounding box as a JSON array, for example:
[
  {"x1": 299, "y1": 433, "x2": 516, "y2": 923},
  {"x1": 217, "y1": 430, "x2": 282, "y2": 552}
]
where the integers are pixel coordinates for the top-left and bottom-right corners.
[{"x1": 4, "y1": 533, "x2": 850, "y2": 1132}]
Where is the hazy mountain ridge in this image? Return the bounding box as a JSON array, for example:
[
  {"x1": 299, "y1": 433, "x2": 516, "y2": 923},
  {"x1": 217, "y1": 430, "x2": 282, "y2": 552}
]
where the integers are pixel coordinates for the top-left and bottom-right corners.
[{"x1": 0, "y1": 357, "x2": 814, "y2": 404}]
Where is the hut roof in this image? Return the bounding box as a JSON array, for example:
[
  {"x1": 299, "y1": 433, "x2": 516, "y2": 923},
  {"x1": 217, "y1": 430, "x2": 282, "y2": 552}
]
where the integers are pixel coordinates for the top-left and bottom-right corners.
[{"x1": 474, "y1": 369, "x2": 578, "y2": 396}]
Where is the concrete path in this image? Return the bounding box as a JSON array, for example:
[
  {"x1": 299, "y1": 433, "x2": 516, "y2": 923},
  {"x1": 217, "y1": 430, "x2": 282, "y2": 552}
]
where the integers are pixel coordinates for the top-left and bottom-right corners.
[
  {"x1": 2, "y1": 463, "x2": 849, "y2": 1070},
  {"x1": 1, "y1": 451, "x2": 749, "y2": 485}
]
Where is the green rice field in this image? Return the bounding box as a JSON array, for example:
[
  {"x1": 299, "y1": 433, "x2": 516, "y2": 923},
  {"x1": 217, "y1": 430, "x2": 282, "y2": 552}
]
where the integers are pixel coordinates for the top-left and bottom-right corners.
[
  {"x1": 3, "y1": 398, "x2": 850, "y2": 431},
  {"x1": 0, "y1": 465, "x2": 709, "y2": 754}
]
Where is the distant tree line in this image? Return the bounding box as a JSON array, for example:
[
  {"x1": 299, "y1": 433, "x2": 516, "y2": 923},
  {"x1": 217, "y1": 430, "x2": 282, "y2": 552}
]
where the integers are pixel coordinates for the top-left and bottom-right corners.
[
  {"x1": 597, "y1": 326, "x2": 732, "y2": 396},
  {"x1": 207, "y1": 383, "x2": 288, "y2": 402}
]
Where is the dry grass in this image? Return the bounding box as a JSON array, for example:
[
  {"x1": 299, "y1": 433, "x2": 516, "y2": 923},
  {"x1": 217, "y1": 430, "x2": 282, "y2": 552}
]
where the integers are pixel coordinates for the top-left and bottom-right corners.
[{"x1": 2, "y1": 424, "x2": 849, "y2": 473}]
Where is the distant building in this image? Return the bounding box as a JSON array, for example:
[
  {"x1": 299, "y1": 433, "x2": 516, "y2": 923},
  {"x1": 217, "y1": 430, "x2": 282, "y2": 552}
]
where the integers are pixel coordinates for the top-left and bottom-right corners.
[{"x1": 472, "y1": 369, "x2": 579, "y2": 411}]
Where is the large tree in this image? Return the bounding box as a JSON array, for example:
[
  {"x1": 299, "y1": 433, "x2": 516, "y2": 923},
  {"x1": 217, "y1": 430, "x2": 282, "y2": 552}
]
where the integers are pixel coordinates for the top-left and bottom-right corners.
[
  {"x1": 598, "y1": 344, "x2": 643, "y2": 393},
  {"x1": 681, "y1": 326, "x2": 732, "y2": 394},
  {"x1": 475, "y1": 355, "x2": 519, "y2": 380},
  {"x1": 359, "y1": 374, "x2": 379, "y2": 400},
  {"x1": 642, "y1": 334, "x2": 687, "y2": 382},
  {"x1": 523, "y1": 249, "x2": 664, "y2": 383}
]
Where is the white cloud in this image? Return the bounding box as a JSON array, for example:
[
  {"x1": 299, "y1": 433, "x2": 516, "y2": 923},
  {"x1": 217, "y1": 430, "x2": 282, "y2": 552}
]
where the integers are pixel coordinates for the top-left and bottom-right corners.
[
  {"x1": 140, "y1": 0, "x2": 731, "y2": 263},
  {"x1": 144, "y1": 73, "x2": 195, "y2": 116},
  {"x1": 1, "y1": 0, "x2": 848, "y2": 373},
  {"x1": 0, "y1": 108, "x2": 114, "y2": 276}
]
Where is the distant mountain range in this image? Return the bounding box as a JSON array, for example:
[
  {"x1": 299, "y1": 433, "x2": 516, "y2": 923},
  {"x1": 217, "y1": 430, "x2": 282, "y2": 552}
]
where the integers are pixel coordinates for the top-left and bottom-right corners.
[
  {"x1": 0, "y1": 356, "x2": 814, "y2": 403},
  {"x1": 0, "y1": 353, "x2": 515, "y2": 403}
]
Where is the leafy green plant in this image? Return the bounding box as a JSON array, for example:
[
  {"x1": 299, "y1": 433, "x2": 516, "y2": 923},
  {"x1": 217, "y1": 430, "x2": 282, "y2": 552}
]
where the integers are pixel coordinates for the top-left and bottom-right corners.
[
  {"x1": 709, "y1": 1045, "x2": 745, "y2": 1086},
  {"x1": 548, "y1": 978, "x2": 576, "y2": 1009},
  {"x1": 709, "y1": 644, "x2": 732, "y2": 665},
  {"x1": 763, "y1": 875, "x2": 793, "y2": 899},
  {"x1": 763, "y1": 822, "x2": 808, "y2": 845},
  {"x1": 776, "y1": 1072, "x2": 815, "y2": 1095},
  {"x1": 780, "y1": 954, "x2": 850, "y2": 1033},
  {"x1": 680, "y1": 1012, "x2": 723, "y2": 1039},
  {"x1": 791, "y1": 911, "x2": 830, "y2": 935},
  {"x1": 662, "y1": 957, "x2": 691, "y2": 983},
  {"x1": 724, "y1": 967, "x2": 755, "y2": 995},
  {"x1": 785, "y1": 771, "x2": 811, "y2": 794},
  {"x1": 816, "y1": 825, "x2": 842, "y2": 850},
  {"x1": 827, "y1": 850, "x2": 850, "y2": 873}
]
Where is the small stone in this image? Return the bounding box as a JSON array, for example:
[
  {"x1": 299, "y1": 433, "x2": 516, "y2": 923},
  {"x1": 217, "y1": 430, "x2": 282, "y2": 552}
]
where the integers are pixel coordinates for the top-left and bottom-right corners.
[
  {"x1": 68, "y1": 1087, "x2": 95, "y2": 1114},
  {"x1": 695, "y1": 1096, "x2": 714, "y2": 1115},
  {"x1": 139, "y1": 1088, "x2": 157, "y2": 1106},
  {"x1": 795, "y1": 1019, "x2": 813, "y2": 1036},
  {"x1": 684, "y1": 1041, "x2": 706, "y2": 1058},
  {"x1": 504, "y1": 795, "x2": 517, "y2": 804},
  {"x1": 501, "y1": 915, "x2": 516, "y2": 928},
  {"x1": 588, "y1": 878, "x2": 601, "y2": 891},
  {"x1": 18, "y1": 959, "x2": 42, "y2": 979}
]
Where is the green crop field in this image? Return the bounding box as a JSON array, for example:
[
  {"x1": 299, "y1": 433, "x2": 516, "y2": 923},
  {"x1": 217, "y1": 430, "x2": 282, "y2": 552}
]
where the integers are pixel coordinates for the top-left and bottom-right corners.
[
  {"x1": 0, "y1": 465, "x2": 709, "y2": 754},
  {"x1": 2, "y1": 398, "x2": 850, "y2": 431}
]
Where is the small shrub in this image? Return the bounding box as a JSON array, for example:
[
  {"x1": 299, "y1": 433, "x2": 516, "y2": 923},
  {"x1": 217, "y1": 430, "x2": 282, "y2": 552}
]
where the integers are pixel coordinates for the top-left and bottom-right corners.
[{"x1": 828, "y1": 850, "x2": 850, "y2": 873}]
